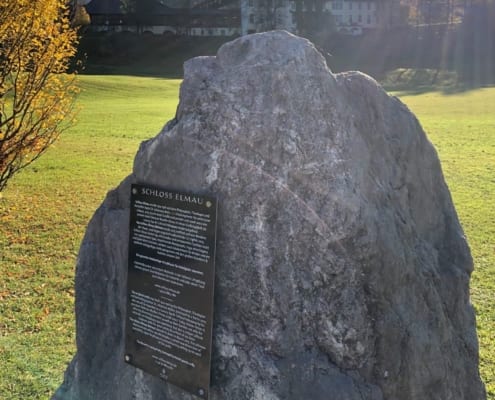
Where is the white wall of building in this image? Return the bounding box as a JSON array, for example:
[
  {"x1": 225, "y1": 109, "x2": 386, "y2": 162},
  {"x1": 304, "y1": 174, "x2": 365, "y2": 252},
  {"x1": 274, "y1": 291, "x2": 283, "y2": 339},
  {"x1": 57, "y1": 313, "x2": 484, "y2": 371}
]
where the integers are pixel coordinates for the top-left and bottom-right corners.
[
  {"x1": 241, "y1": 0, "x2": 379, "y2": 36},
  {"x1": 90, "y1": 24, "x2": 177, "y2": 35},
  {"x1": 241, "y1": 0, "x2": 294, "y2": 35},
  {"x1": 189, "y1": 27, "x2": 240, "y2": 36},
  {"x1": 241, "y1": 0, "x2": 251, "y2": 35},
  {"x1": 326, "y1": 1, "x2": 378, "y2": 29}
]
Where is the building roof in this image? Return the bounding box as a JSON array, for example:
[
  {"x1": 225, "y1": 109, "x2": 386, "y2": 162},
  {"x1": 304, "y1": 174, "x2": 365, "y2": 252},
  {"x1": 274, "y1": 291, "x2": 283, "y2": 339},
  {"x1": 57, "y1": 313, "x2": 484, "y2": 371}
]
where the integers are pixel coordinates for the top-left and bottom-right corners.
[{"x1": 86, "y1": 0, "x2": 121, "y2": 14}]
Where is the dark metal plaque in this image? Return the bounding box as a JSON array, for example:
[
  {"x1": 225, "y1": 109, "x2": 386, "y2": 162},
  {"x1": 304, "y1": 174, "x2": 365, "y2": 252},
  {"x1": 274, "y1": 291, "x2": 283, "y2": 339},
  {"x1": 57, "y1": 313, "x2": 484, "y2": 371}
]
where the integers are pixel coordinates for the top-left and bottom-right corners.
[{"x1": 125, "y1": 183, "x2": 217, "y2": 400}]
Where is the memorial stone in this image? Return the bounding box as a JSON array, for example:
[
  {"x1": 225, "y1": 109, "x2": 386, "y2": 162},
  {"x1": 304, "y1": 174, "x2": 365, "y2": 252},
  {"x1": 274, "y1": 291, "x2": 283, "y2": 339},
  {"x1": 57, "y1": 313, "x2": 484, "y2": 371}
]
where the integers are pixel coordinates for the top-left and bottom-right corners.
[{"x1": 53, "y1": 31, "x2": 486, "y2": 400}]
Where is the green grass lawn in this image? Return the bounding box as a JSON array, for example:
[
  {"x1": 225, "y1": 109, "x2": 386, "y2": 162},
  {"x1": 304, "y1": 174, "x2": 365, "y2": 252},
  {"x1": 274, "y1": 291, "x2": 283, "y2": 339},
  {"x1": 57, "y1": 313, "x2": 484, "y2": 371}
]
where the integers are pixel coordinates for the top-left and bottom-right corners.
[
  {"x1": 0, "y1": 75, "x2": 493, "y2": 399},
  {"x1": 0, "y1": 75, "x2": 181, "y2": 399},
  {"x1": 398, "y1": 88, "x2": 495, "y2": 398}
]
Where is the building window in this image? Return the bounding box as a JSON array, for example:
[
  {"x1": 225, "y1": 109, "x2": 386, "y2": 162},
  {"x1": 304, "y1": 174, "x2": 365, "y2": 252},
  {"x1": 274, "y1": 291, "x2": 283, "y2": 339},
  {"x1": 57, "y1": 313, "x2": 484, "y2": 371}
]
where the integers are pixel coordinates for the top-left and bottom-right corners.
[
  {"x1": 332, "y1": 1, "x2": 343, "y2": 10},
  {"x1": 249, "y1": 14, "x2": 255, "y2": 24},
  {"x1": 248, "y1": 0, "x2": 253, "y2": 6},
  {"x1": 367, "y1": 15, "x2": 371, "y2": 24},
  {"x1": 367, "y1": 1, "x2": 371, "y2": 10},
  {"x1": 358, "y1": 15, "x2": 362, "y2": 22},
  {"x1": 349, "y1": 14, "x2": 353, "y2": 23},
  {"x1": 358, "y1": 1, "x2": 361, "y2": 9},
  {"x1": 349, "y1": 1, "x2": 352, "y2": 10}
]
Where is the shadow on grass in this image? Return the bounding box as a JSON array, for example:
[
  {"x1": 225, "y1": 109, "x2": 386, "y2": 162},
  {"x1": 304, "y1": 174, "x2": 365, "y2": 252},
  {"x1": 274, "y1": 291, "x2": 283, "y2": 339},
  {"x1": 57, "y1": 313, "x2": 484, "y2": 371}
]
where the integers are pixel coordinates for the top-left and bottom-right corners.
[
  {"x1": 77, "y1": 34, "x2": 495, "y2": 95},
  {"x1": 76, "y1": 33, "x2": 235, "y2": 80}
]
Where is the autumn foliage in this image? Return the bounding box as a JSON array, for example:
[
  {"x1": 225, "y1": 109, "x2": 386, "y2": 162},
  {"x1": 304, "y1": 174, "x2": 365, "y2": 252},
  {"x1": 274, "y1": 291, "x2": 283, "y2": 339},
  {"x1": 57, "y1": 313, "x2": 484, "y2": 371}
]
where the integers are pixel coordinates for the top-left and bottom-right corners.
[{"x1": 0, "y1": 0, "x2": 79, "y2": 192}]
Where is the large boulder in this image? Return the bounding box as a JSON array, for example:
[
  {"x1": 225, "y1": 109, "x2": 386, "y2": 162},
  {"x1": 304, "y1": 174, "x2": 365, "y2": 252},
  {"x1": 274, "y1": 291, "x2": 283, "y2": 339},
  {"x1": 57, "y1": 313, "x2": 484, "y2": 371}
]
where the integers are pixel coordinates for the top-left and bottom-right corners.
[{"x1": 53, "y1": 31, "x2": 486, "y2": 400}]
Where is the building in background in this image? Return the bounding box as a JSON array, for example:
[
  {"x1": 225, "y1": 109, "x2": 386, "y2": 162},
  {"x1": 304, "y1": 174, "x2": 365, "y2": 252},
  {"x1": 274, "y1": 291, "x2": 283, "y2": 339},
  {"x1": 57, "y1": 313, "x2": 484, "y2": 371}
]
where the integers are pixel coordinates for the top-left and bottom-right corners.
[
  {"x1": 241, "y1": 0, "x2": 404, "y2": 36},
  {"x1": 85, "y1": 0, "x2": 408, "y2": 36},
  {"x1": 86, "y1": 0, "x2": 241, "y2": 36},
  {"x1": 240, "y1": 0, "x2": 294, "y2": 35}
]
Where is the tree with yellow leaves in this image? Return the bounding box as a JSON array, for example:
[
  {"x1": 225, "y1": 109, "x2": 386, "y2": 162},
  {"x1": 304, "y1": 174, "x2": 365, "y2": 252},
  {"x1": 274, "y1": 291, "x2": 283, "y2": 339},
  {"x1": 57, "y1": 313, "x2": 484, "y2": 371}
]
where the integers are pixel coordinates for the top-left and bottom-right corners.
[{"x1": 0, "y1": 0, "x2": 80, "y2": 192}]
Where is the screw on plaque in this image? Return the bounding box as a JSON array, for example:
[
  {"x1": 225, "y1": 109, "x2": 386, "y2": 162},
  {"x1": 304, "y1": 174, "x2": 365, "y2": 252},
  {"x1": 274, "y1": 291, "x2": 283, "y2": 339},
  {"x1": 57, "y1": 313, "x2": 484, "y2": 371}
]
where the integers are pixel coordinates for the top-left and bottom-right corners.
[
  {"x1": 124, "y1": 354, "x2": 132, "y2": 363},
  {"x1": 132, "y1": 188, "x2": 138, "y2": 195},
  {"x1": 198, "y1": 388, "x2": 205, "y2": 397},
  {"x1": 206, "y1": 201, "x2": 212, "y2": 208}
]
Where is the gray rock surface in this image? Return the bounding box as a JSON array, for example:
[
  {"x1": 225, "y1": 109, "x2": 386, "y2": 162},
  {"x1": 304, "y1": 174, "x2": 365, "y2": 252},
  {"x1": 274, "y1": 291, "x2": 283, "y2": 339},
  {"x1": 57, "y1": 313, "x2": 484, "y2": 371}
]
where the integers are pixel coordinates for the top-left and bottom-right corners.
[{"x1": 53, "y1": 31, "x2": 486, "y2": 400}]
